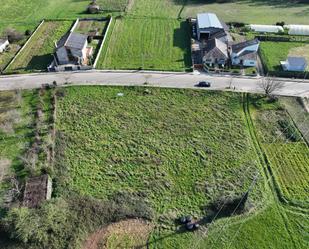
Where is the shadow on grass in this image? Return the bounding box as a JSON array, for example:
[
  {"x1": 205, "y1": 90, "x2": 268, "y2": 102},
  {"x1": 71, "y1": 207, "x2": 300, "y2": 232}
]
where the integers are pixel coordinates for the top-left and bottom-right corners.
[
  {"x1": 26, "y1": 54, "x2": 53, "y2": 71},
  {"x1": 173, "y1": 21, "x2": 192, "y2": 70}
]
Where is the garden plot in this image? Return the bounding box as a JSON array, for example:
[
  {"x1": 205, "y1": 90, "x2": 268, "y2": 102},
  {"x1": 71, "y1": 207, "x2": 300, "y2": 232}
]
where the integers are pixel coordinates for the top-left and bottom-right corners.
[
  {"x1": 97, "y1": 18, "x2": 192, "y2": 71},
  {"x1": 73, "y1": 19, "x2": 109, "y2": 65},
  {"x1": 5, "y1": 21, "x2": 72, "y2": 73},
  {"x1": 260, "y1": 41, "x2": 308, "y2": 73},
  {"x1": 251, "y1": 97, "x2": 309, "y2": 203}
]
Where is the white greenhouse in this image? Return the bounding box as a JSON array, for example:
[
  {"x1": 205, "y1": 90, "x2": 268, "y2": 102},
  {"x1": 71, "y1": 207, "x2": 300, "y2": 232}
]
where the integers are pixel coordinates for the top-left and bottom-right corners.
[
  {"x1": 249, "y1": 25, "x2": 284, "y2": 33},
  {"x1": 285, "y1": 25, "x2": 309, "y2": 36}
]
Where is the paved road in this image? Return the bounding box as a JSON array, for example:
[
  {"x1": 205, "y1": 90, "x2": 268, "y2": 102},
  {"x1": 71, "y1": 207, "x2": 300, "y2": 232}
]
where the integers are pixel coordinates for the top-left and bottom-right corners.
[{"x1": 0, "y1": 70, "x2": 309, "y2": 97}]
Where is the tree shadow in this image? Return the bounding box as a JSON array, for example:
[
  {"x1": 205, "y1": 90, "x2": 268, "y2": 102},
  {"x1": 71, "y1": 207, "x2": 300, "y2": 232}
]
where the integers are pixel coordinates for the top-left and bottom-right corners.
[{"x1": 173, "y1": 21, "x2": 192, "y2": 70}]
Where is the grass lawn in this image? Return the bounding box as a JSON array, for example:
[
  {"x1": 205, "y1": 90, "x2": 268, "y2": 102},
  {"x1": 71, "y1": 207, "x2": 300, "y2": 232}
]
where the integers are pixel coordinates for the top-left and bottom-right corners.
[
  {"x1": 5, "y1": 21, "x2": 72, "y2": 73},
  {"x1": 97, "y1": 18, "x2": 192, "y2": 71},
  {"x1": 182, "y1": 0, "x2": 309, "y2": 24},
  {"x1": 260, "y1": 41, "x2": 309, "y2": 73},
  {"x1": 150, "y1": 203, "x2": 305, "y2": 249},
  {"x1": 55, "y1": 86, "x2": 262, "y2": 216}
]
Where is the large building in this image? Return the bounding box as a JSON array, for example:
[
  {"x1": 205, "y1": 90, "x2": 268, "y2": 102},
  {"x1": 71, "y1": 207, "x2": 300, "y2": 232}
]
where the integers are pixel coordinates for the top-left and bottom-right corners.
[{"x1": 196, "y1": 13, "x2": 229, "y2": 41}]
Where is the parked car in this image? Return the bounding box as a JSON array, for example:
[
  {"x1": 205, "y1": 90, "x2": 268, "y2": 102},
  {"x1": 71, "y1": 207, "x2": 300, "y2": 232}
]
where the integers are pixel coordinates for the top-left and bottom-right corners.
[{"x1": 196, "y1": 81, "x2": 211, "y2": 87}]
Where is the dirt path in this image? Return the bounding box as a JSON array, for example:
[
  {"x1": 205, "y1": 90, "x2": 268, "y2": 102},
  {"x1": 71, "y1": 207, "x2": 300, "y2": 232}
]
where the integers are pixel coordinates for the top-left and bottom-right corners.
[{"x1": 83, "y1": 219, "x2": 153, "y2": 249}]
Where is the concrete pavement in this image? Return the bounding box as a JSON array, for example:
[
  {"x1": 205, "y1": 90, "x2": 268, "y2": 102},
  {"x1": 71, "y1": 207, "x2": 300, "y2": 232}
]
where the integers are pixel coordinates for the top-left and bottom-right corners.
[{"x1": 0, "y1": 70, "x2": 309, "y2": 97}]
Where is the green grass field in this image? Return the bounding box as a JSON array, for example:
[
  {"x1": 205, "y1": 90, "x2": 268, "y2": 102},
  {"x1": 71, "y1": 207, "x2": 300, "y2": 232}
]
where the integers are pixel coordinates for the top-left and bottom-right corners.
[
  {"x1": 97, "y1": 17, "x2": 191, "y2": 71},
  {"x1": 182, "y1": 0, "x2": 309, "y2": 24},
  {"x1": 5, "y1": 21, "x2": 72, "y2": 73},
  {"x1": 260, "y1": 41, "x2": 309, "y2": 73},
  {"x1": 55, "y1": 87, "x2": 262, "y2": 216},
  {"x1": 0, "y1": 0, "x2": 127, "y2": 33}
]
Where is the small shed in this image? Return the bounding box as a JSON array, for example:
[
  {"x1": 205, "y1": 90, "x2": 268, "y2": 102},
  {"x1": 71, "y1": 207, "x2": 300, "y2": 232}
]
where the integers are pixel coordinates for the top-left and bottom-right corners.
[
  {"x1": 88, "y1": 1, "x2": 100, "y2": 14},
  {"x1": 0, "y1": 38, "x2": 9, "y2": 53},
  {"x1": 249, "y1": 25, "x2": 284, "y2": 33},
  {"x1": 281, "y1": 57, "x2": 308, "y2": 72},
  {"x1": 23, "y1": 174, "x2": 52, "y2": 208}
]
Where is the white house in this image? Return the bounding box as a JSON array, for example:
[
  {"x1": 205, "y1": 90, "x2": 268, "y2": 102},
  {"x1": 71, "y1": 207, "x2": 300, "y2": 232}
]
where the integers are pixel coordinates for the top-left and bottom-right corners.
[
  {"x1": 230, "y1": 39, "x2": 260, "y2": 67},
  {"x1": 55, "y1": 32, "x2": 91, "y2": 65},
  {"x1": 0, "y1": 39, "x2": 9, "y2": 53},
  {"x1": 281, "y1": 57, "x2": 308, "y2": 72}
]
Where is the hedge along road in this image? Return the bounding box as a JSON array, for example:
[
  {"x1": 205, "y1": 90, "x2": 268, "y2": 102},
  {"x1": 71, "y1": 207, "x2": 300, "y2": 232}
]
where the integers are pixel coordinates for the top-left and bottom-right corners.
[{"x1": 0, "y1": 70, "x2": 309, "y2": 97}]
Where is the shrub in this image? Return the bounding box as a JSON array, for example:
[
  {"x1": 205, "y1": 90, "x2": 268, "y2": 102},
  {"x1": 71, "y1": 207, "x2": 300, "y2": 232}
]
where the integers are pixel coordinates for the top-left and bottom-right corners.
[
  {"x1": 5, "y1": 28, "x2": 24, "y2": 43},
  {"x1": 278, "y1": 119, "x2": 302, "y2": 142}
]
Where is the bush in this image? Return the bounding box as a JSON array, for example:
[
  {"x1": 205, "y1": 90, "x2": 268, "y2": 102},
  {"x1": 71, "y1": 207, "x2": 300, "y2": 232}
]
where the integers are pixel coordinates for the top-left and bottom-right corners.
[
  {"x1": 278, "y1": 119, "x2": 302, "y2": 142},
  {"x1": 1, "y1": 192, "x2": 153, "y2": 249},
  {"x1": 5, "y1": 28, "x2": 24, "y2": 43},
  {"x1": 25, "y1": 30, "x2": 32, "y2": 36}
]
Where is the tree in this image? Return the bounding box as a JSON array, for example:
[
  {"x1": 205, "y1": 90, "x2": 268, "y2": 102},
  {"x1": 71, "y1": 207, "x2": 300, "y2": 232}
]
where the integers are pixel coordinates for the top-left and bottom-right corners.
[{"x1": 259, "y1": 76, "x2": 283, "y2": 98}]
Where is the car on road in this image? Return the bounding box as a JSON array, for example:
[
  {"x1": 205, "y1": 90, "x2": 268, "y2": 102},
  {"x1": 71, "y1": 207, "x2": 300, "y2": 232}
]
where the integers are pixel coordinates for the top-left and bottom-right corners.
[{"x1": 196, "y1": 81, "x2": 211, "y2": 87}]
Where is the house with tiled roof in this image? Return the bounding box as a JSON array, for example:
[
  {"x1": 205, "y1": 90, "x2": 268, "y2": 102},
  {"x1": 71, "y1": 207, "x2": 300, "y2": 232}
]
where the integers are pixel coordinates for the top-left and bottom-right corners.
[{"x1": 230, "y1": 39, "x2": 260, "y2": 67}]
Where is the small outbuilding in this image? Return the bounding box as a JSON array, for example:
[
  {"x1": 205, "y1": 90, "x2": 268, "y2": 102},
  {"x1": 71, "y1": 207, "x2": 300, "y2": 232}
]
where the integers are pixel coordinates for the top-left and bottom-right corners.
[
  {"x1": 0, "y1": 38, "x2": 9, "y2": 53},
  {"x1": 281, "y1": 57, "x2": 308, "y2": 72},
  {"x1": 23, "y1": 174, "x2": 52, "y2": 208},
  {"x1": 88, "y1": 0, "x2": 100, "y2": 14}
]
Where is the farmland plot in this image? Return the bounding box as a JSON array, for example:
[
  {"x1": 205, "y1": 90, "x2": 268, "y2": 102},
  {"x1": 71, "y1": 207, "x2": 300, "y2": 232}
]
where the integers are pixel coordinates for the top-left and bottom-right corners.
[
  {"x1": 264, "y1": 143, "x2": 309, "y2": 203},
  {"x1": 5, "y1": 21, "x2": 72, "y2": 73},
  {"x1": 97, "y1": 18, "x2": 191, "y2": 71},
  {"x1": 251, "y1": 98, "x2": 309, "y2": 203}
]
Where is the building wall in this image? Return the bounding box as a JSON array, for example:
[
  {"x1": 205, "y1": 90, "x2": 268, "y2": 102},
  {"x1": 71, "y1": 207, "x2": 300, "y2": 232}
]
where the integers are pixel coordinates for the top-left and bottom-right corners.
[
  {"x1": 243, "y1": 59, "x2": 257, "y2": 67},
  {"x1": 287, "y1": 64, "x2": 307, "y2": 72}
]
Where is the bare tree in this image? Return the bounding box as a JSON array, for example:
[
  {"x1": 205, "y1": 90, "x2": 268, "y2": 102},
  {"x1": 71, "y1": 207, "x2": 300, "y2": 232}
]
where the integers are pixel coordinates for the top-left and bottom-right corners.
[{"x1": 259, "y1": 76, "x2": 283, "y2": 98}]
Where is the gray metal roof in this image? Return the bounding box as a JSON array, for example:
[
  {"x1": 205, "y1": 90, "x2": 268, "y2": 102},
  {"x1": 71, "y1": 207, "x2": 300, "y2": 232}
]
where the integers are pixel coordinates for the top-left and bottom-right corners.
[
  {"x1": 197, "y1": 13, "x2": 223, "y2": 29},
  {"x1": 57, "y1": 32, "x2": 88, "y2": 50},
  {"x1": 287, "y1": 57, "x2": 307, "y2": 66},
  {"x1": 231, "y1": 39, "x2": 259, "y2": 53}
]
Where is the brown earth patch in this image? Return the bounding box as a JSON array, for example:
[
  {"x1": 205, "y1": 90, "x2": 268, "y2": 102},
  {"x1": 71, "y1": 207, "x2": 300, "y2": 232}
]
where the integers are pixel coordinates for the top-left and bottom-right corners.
[{"x1": 83, "y1": 219, "x2": 153, "y2": 249}]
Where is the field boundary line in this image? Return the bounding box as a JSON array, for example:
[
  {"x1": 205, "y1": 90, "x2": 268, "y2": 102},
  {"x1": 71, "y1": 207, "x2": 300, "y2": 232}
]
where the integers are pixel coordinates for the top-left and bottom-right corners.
[
  {"x1": 3, "y1": 20, "x2": 45, "y2": 73},
  {"x1": 93, "y1": 17, "x2": 113, "y2": 69},
  {"x1": 70, "y1": 18, "x2": 79, "y2": 32}
]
